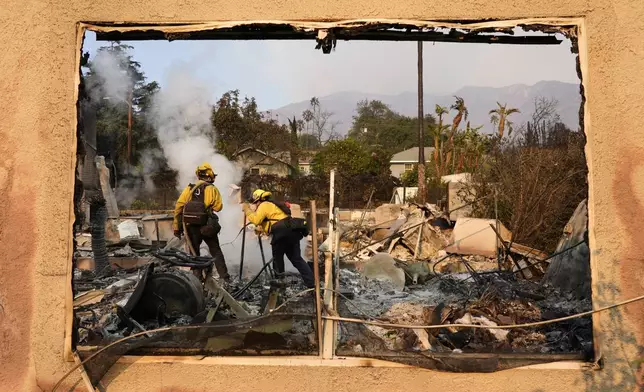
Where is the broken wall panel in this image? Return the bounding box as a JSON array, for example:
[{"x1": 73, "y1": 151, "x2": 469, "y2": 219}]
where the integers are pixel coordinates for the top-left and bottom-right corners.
[{"x1": 445, "y1": 218, "x2": 511, "y2": 258}]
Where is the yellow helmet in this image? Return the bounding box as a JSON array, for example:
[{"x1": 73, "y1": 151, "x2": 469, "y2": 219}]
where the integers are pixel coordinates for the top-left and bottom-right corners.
[
  {"x1": 195, "y1": 162, "x2": 216, "y2": 179},
  {"x1": 252, "y1": 189, "x2": 271, "y2": 202}
]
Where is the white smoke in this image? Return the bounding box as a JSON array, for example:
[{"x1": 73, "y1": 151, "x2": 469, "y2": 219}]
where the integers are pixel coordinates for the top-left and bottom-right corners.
[
  {"x1": 87, "y1": 48, "x2": 164, "y2": 209},
  {"x1": 113, "y1": 148, "x2": 166, "y2": 208},
  {"x1": 149, "y1": 63, "x2": 296, "y2": 276},
  {"x1": 88, "y1": 49, "x2": 132, "y2": 104},
  {"x1": 89, "y1": 49, "x2": 300, "y2": 276},
  {"x1": 149, "y1": 63, "x2": 240, "y2": 226}
]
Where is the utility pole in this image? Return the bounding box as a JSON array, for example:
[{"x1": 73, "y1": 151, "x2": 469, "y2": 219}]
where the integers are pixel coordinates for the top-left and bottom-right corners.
[{"x1": 417, "y1": 41, "x2": 426, "y2": 203}]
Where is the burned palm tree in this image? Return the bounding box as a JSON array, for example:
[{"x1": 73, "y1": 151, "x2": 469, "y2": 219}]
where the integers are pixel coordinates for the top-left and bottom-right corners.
[
  {"x1": 433, "y1": 105, "x2": 449, "y2": 178},
  {"x1": 447, "y1": 96, "x2": 468, "y2": 172},
  {"x1": 489, "y1": 102, "x2": 520, "y2": 138}
]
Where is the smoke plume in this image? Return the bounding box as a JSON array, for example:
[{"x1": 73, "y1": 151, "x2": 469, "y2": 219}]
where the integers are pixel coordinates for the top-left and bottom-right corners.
[
  {"x1": 88, "y1": 49, "x2": 298, "y2": 275},
  {"x1": 150, "y1": 63, "x2": 295, "y2": 275},
  {"x1": 88, "y1": 49, "x2": 132, "y2": 104}
]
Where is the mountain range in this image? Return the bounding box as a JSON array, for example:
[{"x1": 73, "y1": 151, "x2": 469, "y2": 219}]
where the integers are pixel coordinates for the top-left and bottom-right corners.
[{"x1": 268, "y1": 80, "x2": 582, "y2": 135}]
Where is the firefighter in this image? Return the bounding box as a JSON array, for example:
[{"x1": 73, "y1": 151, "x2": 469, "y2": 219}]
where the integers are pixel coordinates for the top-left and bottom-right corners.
[
  {"x1": 242, "y1": 189, "x2": 315, "y2": 288},
  {"x1": 173, "y1": 162, "x2": 230, "y2": 282}
]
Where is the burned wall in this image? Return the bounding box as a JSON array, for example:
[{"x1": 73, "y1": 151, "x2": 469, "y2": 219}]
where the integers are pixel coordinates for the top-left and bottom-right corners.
[{"x1": 0, "y1": 1, "x2": 643, "y2": 391}]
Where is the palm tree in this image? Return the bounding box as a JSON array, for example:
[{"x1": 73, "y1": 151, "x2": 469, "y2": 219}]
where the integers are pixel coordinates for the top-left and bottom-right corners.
[
  {"x1": 461, "y1": 122, "x2": 484, "y2": 170},
  {"x1": 433, "y1": 105, "x2": 449, "y2": 178},
  {"x1": 448, "y1": 96, "x2": 468, "y2": 173},
  {"x1": 450, "y1": 96, "x2": 468, "y2": 131},
  {"x1": 489, "y1": 102, "x2": 520, "y2": 138}
]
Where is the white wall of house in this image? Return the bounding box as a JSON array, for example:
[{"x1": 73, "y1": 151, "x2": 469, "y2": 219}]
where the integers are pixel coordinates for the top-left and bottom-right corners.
[
  {"x1": 390, "y1": 162, "x2": 415, "y2": 178},
  {"x1": 389, "y1": 147, "x2": 434, "y2": 178}
]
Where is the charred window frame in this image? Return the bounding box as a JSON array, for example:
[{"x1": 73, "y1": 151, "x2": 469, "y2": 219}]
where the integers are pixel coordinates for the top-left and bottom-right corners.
[{"x1": 68, "y1": 17, "x2": 594, "y2": 374}]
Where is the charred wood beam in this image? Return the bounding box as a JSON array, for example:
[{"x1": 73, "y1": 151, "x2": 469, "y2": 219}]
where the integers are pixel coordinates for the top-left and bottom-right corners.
[{"x1": 95, "y1": 28, "x2": 561, "y2": 45}]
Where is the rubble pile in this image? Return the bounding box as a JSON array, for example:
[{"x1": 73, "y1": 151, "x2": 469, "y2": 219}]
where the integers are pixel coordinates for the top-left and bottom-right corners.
[
  {"x1": 72, "y1": 199, "x2": 593, "y2": 373},
  {"x1": 73, "y1": 237, "x2": 317, "y2": 353},
  {"x1": 338, "y1": 203, "x2": 451, "y2": 263},
  {"x1": 328, "y1": 201, "x2": 593, "y2": 357},
  {"x1": 336, "y1": 268, "x2": 592, "y2": 356},
  {"x1": 335, "y1": 203, "x2": 551, "y2": 288}
]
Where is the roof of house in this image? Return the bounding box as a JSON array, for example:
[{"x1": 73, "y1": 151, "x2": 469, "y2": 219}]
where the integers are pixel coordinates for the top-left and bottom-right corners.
[
  {"x1": 231, "y1": 147, "x2": 294, "y2": 168},
  {"x1": 390, "y1": 147, "x2": 435, "y2": 163}
]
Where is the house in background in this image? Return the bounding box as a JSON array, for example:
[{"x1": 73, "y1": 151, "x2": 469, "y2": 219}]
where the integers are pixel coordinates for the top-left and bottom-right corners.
[
  {"x1": 232, "y1": 147, "x2": 295, "y2": 176},
  {"x1": 389, "y1": 147, "x2": 435, "y2": 178},
  {"x1": 297, "y1": 152, "x2": 316, "y2": 175}
]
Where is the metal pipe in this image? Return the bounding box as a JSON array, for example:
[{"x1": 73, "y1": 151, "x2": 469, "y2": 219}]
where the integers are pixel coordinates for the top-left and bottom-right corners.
[
  {"x1": 232, "y1": 256, "x2": 275, "y2": 299},
  {"x1": 258, "y1": 234, "x2": 273, "y2": 278},
  {"x1": 239, "y1": 216, "x2": 247, "y2": 280},
  {"x1": 488, "y1": 223, "x2": 526, "y2": 278}
]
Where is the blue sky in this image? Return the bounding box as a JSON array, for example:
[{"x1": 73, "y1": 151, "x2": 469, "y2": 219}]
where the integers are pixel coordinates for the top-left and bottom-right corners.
[{"x1": 82, "y1": 30, "x2": 580, "y2": 110}]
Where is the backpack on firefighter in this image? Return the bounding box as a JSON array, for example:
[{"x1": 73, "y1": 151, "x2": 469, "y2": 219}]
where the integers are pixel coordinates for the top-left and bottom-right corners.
[
  {"x1": 270, "y1": 201, "x2": 310, "y2": 238},
  {"x1": 182, "y1": 182, "x2": 221, "y2": 236}
]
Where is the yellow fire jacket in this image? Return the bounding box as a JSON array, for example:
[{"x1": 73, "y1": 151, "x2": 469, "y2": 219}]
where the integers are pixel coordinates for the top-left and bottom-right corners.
[
  {"x1": 242, "y1": 201, "x2": 288, "y2": 234},
  {"x1": 173, "y1": 180, "x2": 223, "y2": 231}
]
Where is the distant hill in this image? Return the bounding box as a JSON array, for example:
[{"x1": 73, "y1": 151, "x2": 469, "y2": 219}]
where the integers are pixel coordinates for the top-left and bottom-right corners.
[{"x1": 268, "y1": 81, "x2": 582, "y2": 135}]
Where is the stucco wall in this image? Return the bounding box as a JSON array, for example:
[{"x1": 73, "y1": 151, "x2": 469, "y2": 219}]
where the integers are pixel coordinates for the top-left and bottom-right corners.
[{"x1": 0, "y1": 1, "x2": 643, "y2": 391}]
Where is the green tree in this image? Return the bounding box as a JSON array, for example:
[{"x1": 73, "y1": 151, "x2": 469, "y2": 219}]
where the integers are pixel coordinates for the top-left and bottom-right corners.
[
  {"x1": 299, "y1": 133, "x2": 321, "y2": 150},
  {"x1": 432, "y1": 105, "x2": 450, "y2": 178},
  {"x1": 400, "y1": 163, "x2": 439, "y2": 187},
  {"x1": 311, "y1": 139, "x2": 383, "y2": 177},
  {"x1": 454, "y1": 121, "x2": 486, "y2": 172},
  {"x1": 347, "y1": 99, "x2": 435, "y2": 155},
  {"x1": 489, "y1": 102, "x2": 520, "y2": 138},
  {"x1": 212, "y1": 90, "x2": 290, "y2": 158},
  {"x1": 83, "y1": 42, "x2": 165, "y2": 183}
]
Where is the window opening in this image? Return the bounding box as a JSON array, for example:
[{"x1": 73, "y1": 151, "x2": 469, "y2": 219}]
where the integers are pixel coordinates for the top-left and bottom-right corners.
[{"x1": 71, "y1": 20, "x2": 591, "y2": 386}]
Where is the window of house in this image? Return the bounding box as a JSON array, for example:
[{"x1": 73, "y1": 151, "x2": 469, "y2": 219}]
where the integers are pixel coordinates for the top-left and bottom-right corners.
[{"x1": 70, "y1": 19, "x2": 592, "y2": 386}]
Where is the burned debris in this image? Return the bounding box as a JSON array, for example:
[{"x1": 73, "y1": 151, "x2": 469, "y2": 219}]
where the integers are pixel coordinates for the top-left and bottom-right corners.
[
  {"x1": 69, "y1": 26, "x2": 594, "y2": 389},
  {"x1": 73, "y1": 195, "x2": 593, "y2": 376},
  {"x1": 72, "y1": 88, "x2": 593, "y2": 376},
  {"x1": 326, "y1": 201, "x2": 593, "y2": 364}
]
